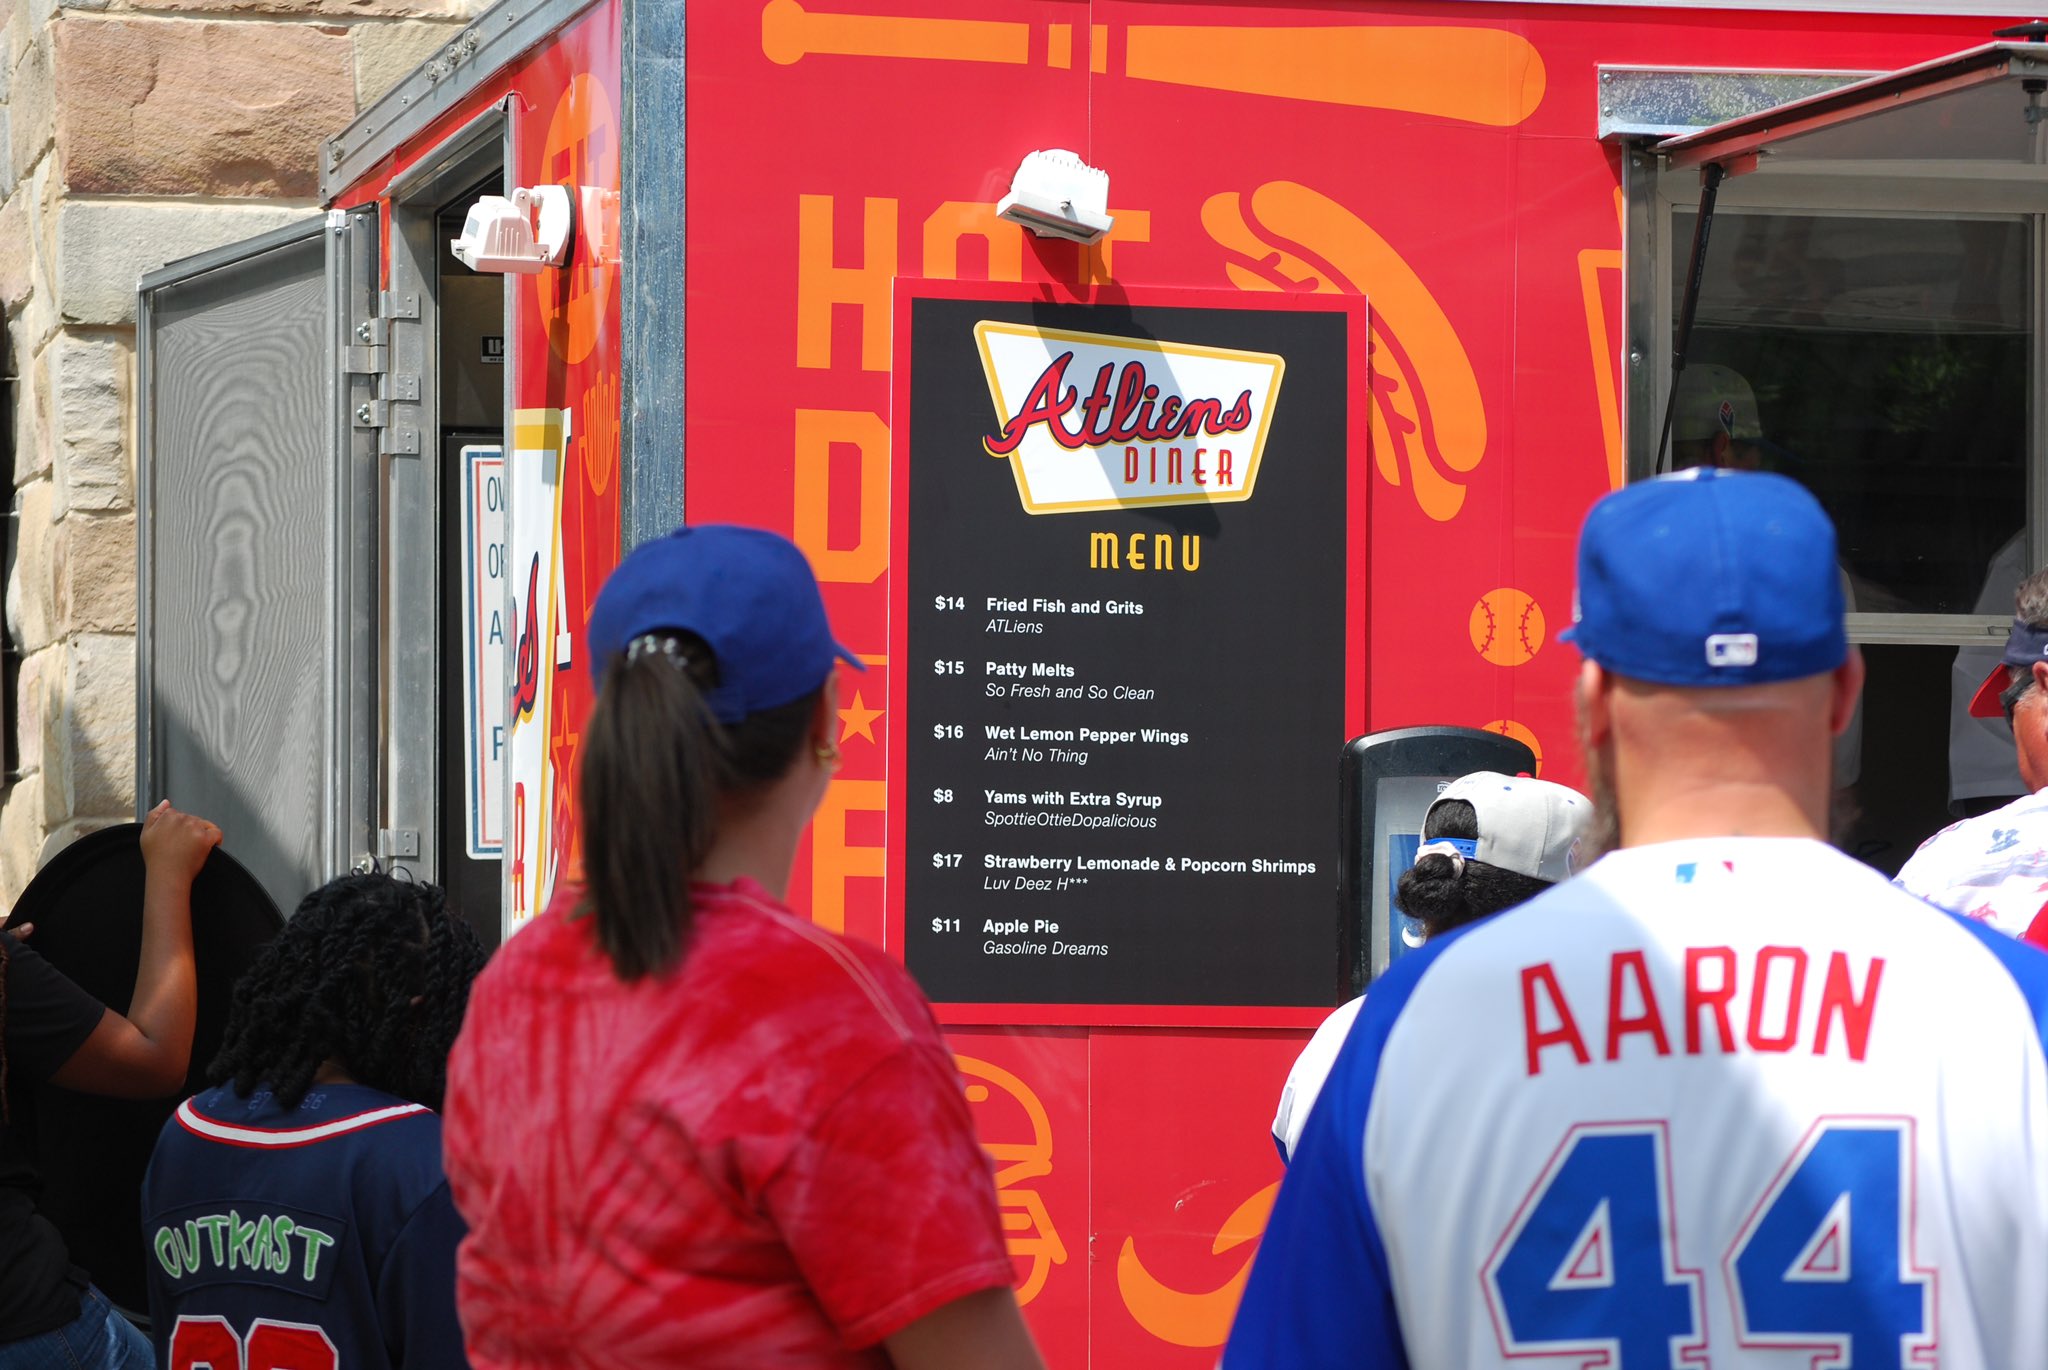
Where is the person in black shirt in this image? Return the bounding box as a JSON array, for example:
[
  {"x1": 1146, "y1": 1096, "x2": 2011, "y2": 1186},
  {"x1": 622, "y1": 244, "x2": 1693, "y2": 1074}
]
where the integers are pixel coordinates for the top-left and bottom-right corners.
[{"x1": 0, "y1": 800, "x2": 219, "y2": 1368}]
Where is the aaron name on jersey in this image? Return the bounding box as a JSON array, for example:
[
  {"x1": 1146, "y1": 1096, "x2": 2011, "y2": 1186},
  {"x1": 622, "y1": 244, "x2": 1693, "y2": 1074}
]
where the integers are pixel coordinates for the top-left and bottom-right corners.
[{"x1": 1520, "y1": 944, "x2": 1883, "y2": 1076}]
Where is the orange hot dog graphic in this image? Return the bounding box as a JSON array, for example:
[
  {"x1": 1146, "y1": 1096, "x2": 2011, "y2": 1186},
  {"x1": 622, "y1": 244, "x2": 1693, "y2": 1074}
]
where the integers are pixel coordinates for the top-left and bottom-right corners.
[{"x1": 1202, "y1": 181, "x2": 1486, "y2": 522}]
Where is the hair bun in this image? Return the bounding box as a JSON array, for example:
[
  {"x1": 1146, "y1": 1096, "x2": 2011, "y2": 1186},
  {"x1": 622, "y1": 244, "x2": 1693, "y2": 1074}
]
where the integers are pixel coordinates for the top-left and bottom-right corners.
[
  {"x1": 1412, "y1": 841, "x2": 1468, "y2": 877},
  {"x1": 1407, "y1": 851, "x2": 1462, "y2": 882}
]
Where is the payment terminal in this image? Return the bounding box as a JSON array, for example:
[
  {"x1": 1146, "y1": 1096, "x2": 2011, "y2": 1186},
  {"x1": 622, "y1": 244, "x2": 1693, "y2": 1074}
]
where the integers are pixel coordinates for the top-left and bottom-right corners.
[{"x1": 1339, "y1": 726, "x2": 1537, "y2": 994}]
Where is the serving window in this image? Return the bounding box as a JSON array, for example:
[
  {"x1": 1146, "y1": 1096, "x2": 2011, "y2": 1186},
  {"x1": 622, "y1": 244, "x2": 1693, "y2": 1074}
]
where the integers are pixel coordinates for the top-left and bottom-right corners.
[
  {"x1": 1666, "y1": 208, "x2": 2028, "y2": 619},
  {"x1": 1623, "y1": 48, "x2": 2048, "y2": 865}
]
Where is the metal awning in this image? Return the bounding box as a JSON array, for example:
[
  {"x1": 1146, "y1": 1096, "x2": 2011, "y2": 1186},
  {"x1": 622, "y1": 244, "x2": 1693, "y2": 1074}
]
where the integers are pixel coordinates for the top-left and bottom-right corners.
[{"x1": 1658, "y1": 40, "x2": 2048, "y2": 174}]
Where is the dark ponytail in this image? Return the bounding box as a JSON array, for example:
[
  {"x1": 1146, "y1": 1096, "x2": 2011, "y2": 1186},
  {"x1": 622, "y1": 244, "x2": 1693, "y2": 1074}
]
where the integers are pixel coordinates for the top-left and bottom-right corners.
[
  {"x1": 1395, "y1": 799, "x2": 1552, "y2": 940},
  {"x1": 578, "y1": 632, "x2": 818, "y2": 980}
]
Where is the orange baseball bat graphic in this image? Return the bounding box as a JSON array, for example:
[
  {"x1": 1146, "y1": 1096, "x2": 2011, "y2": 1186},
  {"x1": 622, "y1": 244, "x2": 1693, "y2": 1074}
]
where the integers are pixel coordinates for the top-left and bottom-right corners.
[
  {"x1": 1203, "y1": 180, "x2": 1487, "y2": 522},
  {"x1": 761, "y1": 3, "x2": 1545, "y2": 125},
  {"x1": 1127, "y1": 23, "x2": 1542, "y2": 127},
  {"x1": 762, "y1": 0, "x2": 1028, "y2": 67}
]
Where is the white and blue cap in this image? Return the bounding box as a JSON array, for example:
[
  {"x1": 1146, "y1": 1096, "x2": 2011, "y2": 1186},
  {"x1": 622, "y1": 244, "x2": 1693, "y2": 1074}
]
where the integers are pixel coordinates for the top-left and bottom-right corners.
[
  {"x1": 1416, "y1": 772, "x2": 1592, "y2": 884},
  {"x1": 1560, "y1": 468, "x2": 1846, "y2": 687}
]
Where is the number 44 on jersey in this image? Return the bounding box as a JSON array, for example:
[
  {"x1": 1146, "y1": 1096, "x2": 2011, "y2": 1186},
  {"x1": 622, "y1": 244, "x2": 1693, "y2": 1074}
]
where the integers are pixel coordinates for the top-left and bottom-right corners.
[{"x1": 1484, "y1": 1119, "x2": 1933, "y2": 1368}]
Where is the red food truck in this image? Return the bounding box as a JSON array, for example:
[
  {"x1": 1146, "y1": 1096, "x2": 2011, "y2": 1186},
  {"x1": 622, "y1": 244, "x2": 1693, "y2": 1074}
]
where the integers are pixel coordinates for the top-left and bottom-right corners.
[{"x1": 124, "y1": 0, "x2": 2048, "y2": 1360}]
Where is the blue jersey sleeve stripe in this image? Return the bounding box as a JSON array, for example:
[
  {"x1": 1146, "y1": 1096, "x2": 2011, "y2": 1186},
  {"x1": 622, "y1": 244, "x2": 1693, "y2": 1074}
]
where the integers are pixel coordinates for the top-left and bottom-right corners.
[
  {"x1": 1225, "y1": 923, "x2": 1481, "y2": 1367},
  {"x1": 1941, "y1": 911, "x2": 2048, "y2": 1058}
]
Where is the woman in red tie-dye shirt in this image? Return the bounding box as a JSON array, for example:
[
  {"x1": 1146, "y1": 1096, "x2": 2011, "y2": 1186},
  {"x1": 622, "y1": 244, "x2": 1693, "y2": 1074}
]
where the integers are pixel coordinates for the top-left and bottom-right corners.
[{"x1": 443, "y1": 526, "x2": 1042, "y2": 1370}]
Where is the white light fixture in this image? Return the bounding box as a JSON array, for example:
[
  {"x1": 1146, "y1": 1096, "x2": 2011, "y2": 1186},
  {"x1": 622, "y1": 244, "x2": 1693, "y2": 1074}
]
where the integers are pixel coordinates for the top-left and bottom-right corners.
[
  {"x1": 997, "y1": 149, "x2": 1113, "y2": 245},
  {"x1": 449, "y1": 185, "x2": 574, "y2": 275}
]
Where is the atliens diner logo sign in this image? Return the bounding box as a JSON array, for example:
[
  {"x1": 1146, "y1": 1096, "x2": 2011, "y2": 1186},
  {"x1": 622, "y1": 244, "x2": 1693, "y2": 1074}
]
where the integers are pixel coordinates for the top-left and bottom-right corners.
[{"x1": 975, "y1": 321, "x2": 1284, "y2": 515}]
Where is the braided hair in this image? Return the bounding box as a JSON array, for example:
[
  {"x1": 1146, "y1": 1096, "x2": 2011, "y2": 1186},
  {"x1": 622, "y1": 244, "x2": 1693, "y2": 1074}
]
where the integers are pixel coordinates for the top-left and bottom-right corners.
[
  {"x1": 208, "y1": 874, "x2": 486, "y2": 1111},
  {"x1": 1395, "y1": 798, "x2": 1553, "y2": 940}
]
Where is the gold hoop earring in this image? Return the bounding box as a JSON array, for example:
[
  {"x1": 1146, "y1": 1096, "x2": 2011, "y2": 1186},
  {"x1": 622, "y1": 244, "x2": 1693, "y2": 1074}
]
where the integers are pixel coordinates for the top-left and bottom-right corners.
[{"x1": 815, "y1": 742, "x2": 841, "y2": 771}]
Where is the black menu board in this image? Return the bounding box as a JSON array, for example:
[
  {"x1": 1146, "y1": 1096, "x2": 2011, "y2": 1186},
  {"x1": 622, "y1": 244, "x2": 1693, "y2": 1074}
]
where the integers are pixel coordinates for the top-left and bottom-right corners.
[{"x1": 892, "y1": 285, "x2": 1363, "y2": 1017}]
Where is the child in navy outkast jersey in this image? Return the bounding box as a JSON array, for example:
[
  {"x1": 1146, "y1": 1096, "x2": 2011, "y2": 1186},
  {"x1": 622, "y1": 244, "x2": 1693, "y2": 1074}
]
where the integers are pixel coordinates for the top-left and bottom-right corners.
[{"x1": 142, "y1": 874, "x2": 486, "y2": 1370}]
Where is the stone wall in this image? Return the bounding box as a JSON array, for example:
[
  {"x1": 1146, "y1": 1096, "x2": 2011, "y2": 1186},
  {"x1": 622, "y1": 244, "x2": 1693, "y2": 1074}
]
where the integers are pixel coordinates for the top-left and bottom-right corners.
[{"x1": 0, "y1": 0, "x2": 481, "y2": 901}]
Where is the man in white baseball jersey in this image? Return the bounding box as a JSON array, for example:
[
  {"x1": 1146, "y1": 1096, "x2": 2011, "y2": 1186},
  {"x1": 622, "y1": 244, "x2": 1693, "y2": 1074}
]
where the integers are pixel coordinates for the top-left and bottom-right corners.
[
  {"x1": 1895, "y1": 566, "x2": 2048, "y2": 944},
  {"x1": 1226, "y1": 468, "x2": 2048, "y2": 1368}
]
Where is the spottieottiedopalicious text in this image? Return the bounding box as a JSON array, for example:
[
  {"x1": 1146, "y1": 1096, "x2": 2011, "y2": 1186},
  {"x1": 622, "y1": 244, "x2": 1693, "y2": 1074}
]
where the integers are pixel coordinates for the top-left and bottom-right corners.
[{"x1": 902, "y1": 293, "x2": 1352, "y2": 1008}]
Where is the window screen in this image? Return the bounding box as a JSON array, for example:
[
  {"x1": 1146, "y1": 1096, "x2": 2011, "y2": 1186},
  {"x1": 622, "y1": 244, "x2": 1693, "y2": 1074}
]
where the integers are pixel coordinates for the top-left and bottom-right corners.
[{"x1": 141, "y1": 226, "x2": 333, "y2": 913}]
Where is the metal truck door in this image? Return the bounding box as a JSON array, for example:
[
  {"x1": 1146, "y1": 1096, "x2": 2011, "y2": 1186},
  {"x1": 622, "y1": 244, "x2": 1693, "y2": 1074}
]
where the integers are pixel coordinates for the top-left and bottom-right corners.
[{"x1": 137, "y1": 208, "x2": 380, "y2": 914}]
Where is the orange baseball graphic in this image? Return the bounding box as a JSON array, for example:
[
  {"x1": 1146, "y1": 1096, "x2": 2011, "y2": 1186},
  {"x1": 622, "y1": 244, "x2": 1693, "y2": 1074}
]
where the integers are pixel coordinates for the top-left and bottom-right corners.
[
  {"x1": 1470, "y1": 587, "x2": 1545, "y2": 666},
  {"x1": 956, "y1": 1055, "x2": 1068, "y2": 1306},
  {"x1": 535, "y1": 74, "x2": 618, "y2": 366},
  {"x1": 1203, "y1": 180, "x2": 1487, "y2": 521},
  {"x1": 1482, "y1": 718, "x2": 1543, "y2": 774},
  {"x1": 1116, "y1": 1181, "x2": 1279, "y2": 1347},
  {"x1": 759, "y1": 3, "x2": 1544, "y2": 124}
]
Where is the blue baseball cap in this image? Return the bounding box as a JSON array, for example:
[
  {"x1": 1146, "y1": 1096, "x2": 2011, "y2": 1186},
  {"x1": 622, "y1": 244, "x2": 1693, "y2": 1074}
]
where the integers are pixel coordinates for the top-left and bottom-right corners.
[
  {"x1": 585, "y1": 524, "x2": 861, "y2": 722},
  {"x1": 1965, "y1": 618, "x2": 2048, "y2": 719},
  {"x1": 1561, "y1": 468, "x2": 1846, "y2": 687}
]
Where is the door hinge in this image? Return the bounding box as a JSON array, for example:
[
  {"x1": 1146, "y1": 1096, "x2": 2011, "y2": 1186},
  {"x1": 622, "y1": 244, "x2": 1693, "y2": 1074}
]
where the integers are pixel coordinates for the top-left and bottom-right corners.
[
  {"x1": 376, "y1": 828, "x2": 420, "y2": 860},
  {"x1": 345, "y1": 317, "x2": 389, "y2": 376},
  {"x1": 350, "y1": 402, "x2": 418, "y2": 454},
  {"x1": 349, "y1": 288, "x2": 423, "y2": 457}
]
